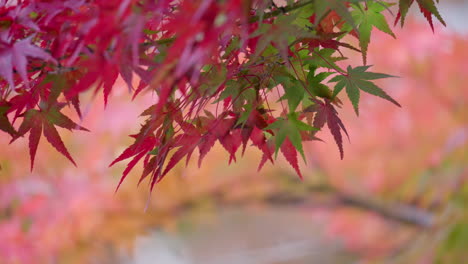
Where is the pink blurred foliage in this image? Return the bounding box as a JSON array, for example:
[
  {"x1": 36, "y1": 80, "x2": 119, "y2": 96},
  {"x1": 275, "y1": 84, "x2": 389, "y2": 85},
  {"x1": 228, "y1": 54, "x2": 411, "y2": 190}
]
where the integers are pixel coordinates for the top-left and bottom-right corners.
[
  {"x1": 324, "y1": 209, "x2": 397, "y2": 257},
  {"x1": 0, "y1": 78, "x2": 153, "y2": 263},
  {"x1": 0, "y1": 175, "x2": 114, "y2": 263}
]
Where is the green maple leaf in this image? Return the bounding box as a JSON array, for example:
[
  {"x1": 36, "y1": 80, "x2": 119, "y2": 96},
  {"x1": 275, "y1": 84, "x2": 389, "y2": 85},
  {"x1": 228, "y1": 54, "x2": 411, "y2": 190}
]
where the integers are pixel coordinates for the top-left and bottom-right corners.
[
  {"x1": 416, "y1": 0, "x2": 446, "y2": 31},
  {"x1": 265, "y1": 112, "x2": 317, "y2": 160},
  {"x1": 329, "y1": 65, "x2": 400, "y2": 115},
  {"x1": 352, "y1": 1, "x2": 396, "y2": 64},
  {"x1": 398, "y1": 0, "x2": 412, "y2": 26},
  {"x1": 276, "y1": 75, "x2": 305, "y2": 112},
  {"x1": 307, "y1": 66, "x2": 333, "y2": 99}
]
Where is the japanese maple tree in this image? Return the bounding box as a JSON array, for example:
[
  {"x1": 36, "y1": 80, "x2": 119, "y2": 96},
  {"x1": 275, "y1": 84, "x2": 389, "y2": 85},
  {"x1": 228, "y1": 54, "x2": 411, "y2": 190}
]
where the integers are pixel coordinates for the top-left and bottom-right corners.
[{"x1": 0, "y1": 0, "x2": 445, "y2": 190}]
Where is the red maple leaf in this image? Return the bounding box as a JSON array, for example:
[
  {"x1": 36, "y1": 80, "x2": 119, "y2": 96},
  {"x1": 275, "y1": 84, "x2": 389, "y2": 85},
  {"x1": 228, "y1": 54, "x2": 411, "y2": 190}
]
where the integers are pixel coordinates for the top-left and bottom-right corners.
[
  {"x1": 11, "y1": 105, "x2": 88, "y2": 170},
  {"x1": 312, "y1": 99, "x2": 349, "y2": 159},
  {"x1": 280, "y1": 138, "x2": 303, "y2": 179}
]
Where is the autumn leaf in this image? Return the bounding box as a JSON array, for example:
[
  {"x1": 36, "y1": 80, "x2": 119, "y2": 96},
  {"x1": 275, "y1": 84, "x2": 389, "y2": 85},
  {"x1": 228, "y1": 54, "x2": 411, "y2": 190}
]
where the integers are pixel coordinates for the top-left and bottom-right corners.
[
  {"x1": 42, "y1": 120, "x2": 76, "y2": 166},
  {"x1": 416, "y1": 0, "x2": 446, "y2": 31},
  {"x1": 395, "y1": 0, "x2": 446, "y2": 31},
  {"x1": 27, "y1": 111, "x2": 42, "y2": 170},
  {"x1": 11, "y1": 105, "x2": 88, "y2": 170},
  {"x1": 0, "y1": 36, "x2": 56, "y2": 90},
  {"x1": 311, "y1": 99, "x2": 349, "y2": 159},
  {"x1": 280, "y1": 138, "x2": 304, "y2": 179},
  {"x1": 395, "y1": 0, "x2": 413, "y2": 26}
]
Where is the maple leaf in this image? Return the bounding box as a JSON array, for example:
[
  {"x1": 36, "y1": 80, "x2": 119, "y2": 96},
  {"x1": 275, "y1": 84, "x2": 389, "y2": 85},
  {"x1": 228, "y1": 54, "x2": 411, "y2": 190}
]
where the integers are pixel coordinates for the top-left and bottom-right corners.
[
  {"x1": 265, "y1": 112, "x2": 317, "y2": 161},
  {"x1": 27, "y1": 111, "x2": 42, "y2": 171},
  {"x1": 395, "y1": 0, "x2": 413, "y2": 27},
  {"x1": 351, "y1": 1, "x2": 396, "y2": 64},
  {"x1": 329, "y1": 65, "x2": 400, "y2": 115},
  {"x1": 42, "y1": 120, "x2": 76, "y2": 165},
  {"x1": 198, "y1": 133, "x2": 217, "y2": 167},
  {"x1": 306, "y1": 66, "x2": 334, "y2": 99},
  {"x1": 302, "y1": 31, "x2": 361, "y2": 53},
  {"x1": 277, "y1": 75, "x2": 305, "y2": 112},
  {"x1": 280, "y1": 138, "x2": 303, "y2": 179},
  {"x1": 250, "y1": 126, "x2": 275, "y2": 171},
  {"x1": 395, "y1": 0, "x2": 445, "y2": 31},
  {"x1": 11, "y1": 105, "x2": 88, "y2": 170},
  {"x1": 238, "y1": 109, "x2": 270, "y2": 155},
  {"x1": 311, "y1": 99, "x2": 349, "y2": 159},
  {"x1": 0, "y1": 36, "x2": 56, "y2": 90},
  {"x1": 110, "y1": 135, "x2": 160, "y2": 191},
  {"x1": 7, "y1": 90, "x2": 38, "y2": 122},
  {"x1": 219, "y1": 128, "x2": 243, "y2": 164},
  {"x1": 66, "y1": 59, "x2": 120, "y2": 106},
  {"x1": 416, "y1": 0, "x2": 446, "y2": 31},
  {"x1": 161, "y1": 133, "x2": 200, "y2": 177}
]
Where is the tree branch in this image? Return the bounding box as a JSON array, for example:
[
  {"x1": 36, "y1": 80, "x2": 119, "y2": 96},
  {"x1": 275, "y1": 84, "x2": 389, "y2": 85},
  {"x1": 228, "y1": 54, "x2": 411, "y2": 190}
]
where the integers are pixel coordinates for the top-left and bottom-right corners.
[
  {"x1": 248, "y1": 0, "x2": 314, "y2": 23},
  {"x1": 263, "y1": 184, "x2": 436, "y2": 228}
]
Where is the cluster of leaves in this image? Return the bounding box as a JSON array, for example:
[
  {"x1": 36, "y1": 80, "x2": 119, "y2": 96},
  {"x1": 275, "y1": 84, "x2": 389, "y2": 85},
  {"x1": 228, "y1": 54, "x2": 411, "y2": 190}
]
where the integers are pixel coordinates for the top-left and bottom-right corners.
[{"x1": 0, "y1": 0, "x2": 445, "y2": 190}]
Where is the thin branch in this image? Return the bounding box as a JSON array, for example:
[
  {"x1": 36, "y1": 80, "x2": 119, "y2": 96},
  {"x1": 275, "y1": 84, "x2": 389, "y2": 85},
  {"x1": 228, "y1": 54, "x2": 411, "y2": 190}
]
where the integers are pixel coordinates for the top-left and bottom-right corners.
[
  {"x1": 263, "y1": 184, "x2": 436, "y2": 228},
  {"x1": 249, "y1": 0, "x2": 315, "y2": 23}
]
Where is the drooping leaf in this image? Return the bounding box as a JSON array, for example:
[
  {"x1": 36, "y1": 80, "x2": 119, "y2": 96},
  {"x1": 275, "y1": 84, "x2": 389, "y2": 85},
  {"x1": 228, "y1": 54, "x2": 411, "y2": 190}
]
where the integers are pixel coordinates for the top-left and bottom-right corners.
[
  {"x1": 265, "y1": 112, "x2": 317, "y2": 161},
  {"x1": 395, "y1": 0, "x2": 413, "y2": 26},
  {"x1": 27, "y1": 112, "x2": 42, "y2": 171},
  {"x1": 395, "y1": 0, "x2": 446, "y2": 30},
  {"x1": 42, "y1": 121, "x2": 76, "y2": 166},
  {"x1": 307, "y1": 66, "x2": 333, "y2": 99},
  {"x1": 161, "y1": 134, "x2": 200, "y2": 177},
  {"x1": 312, "y1": 99, "x2": 349, "y2": 159},
  {"x1": 0, "y1": 36, "x2": 56, "y2": 90},
  {"x1": 198, "y1": 133, "x2": 217, "y2": 167},
  {"x1": 416, "y1": 0, "x2": 446, "y2": 31},
  {"x1": 351, "y1": 1, "x2": 396, "y2": 64},
  {"x1": 280, "y1": 138, "x2": 303, "y2": 179},
  {"x1": 277, "y1": 75, "x2": 304, "y2": 112},
  {"x1": 11, "y1": 106, "x2": 87, "y2": 170},
  {"x1": 46, "y1": 106, "x2": 89, "y2": 131},
  {"x1": 219, "y1": 128, "x2": 242, "y2": 164},
  {"x1": 249, "y1": 126, "x2": 274, "y2": 171},
  {"x1": 329, "y1": 65, "x2": 399, "y2": 115}
]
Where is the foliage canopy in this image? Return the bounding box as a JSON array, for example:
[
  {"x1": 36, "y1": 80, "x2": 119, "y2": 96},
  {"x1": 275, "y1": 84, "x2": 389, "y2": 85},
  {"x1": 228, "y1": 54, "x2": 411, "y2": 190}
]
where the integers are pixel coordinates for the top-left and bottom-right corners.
[{"x1": 0, "y1": 0, "x2": 445, "y2": 190}]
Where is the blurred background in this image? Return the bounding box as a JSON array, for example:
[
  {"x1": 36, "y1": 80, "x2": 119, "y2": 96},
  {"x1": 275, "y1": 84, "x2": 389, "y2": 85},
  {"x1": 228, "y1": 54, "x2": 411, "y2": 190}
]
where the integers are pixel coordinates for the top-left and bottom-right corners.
[{"x1": 0, "y1": 1, "x2": 467, "y2": 263}]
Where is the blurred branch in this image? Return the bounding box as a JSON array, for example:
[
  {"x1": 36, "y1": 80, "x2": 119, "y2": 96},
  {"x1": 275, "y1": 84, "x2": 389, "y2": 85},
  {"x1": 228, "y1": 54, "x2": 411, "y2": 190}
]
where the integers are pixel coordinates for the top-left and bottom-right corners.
[
  {"x1": 263, "y1": 184, "x2": 436, "y2": 228},
  {"x1": 144, "y1": 173, "x2": 437, "y2": 229},
  {"x1": 207, "y1": 181, "x2": 436, "y2": 228}
]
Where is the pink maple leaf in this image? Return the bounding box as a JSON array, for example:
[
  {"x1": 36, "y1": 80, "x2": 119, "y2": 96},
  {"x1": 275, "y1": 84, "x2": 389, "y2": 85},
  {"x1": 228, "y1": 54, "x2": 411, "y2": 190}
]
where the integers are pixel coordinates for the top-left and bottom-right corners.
[{"x1": 0, "y1": 35, "x2": 56, "y2": 91}]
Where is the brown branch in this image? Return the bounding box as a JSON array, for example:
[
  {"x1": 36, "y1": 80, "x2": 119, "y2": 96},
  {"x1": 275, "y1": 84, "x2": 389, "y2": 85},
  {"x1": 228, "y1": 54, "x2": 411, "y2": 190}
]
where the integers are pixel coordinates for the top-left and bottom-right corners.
[
  {"x1": 248, "y1": 0, "x2": 314, "y2": 23},
  {"x1": 263, "y1": 184, "x2": 436, "y2": 228}
]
